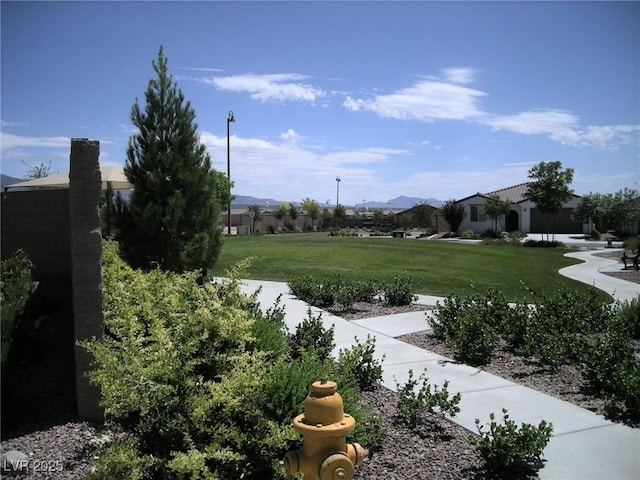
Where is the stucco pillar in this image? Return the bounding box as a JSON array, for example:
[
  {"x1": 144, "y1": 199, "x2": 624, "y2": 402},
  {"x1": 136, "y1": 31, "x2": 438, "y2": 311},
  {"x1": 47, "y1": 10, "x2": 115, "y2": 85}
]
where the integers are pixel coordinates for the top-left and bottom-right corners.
[{"x1": 69, "y1": 138, "x2": 104, "y2": 422}]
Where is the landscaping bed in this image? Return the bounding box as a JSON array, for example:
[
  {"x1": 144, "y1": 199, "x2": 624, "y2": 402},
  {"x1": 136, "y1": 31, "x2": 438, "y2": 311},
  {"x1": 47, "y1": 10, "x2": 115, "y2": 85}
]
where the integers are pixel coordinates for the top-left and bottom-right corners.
[{"x1": 3, "y1": 281, "x2": 637, "y2": 479}]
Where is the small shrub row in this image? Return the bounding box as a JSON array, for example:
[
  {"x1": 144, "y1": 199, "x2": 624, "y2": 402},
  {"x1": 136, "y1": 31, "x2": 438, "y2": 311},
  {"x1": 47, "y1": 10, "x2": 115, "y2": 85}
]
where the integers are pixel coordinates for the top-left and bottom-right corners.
[
  {"x1": 432, "y1": 288, "x2": 640, "y2": 421},
  {"x1": 470, "y1": 409, "x2": 553, "y2": 474},
  {"x1": 522, "y1": 238, "x2": 565, "y2": 248},
  {"x1": 394, "y1": 368, "x2": 461, "y2": 426},
  {"x1": 289, "y1": 273, "x2": 416, "y2": 309},
  {"x1": 393, "y1": 369, "x2": 552, "y2": 475}
]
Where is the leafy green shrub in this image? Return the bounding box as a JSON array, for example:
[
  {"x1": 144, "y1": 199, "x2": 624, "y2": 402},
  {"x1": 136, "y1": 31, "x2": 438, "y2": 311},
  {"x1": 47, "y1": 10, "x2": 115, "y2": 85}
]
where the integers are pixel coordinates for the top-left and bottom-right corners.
[
  {"x1": 616, "y1": 295, "x2": 640, "y2": 339},
  {"x1": 84, "y1": 242, "x2": 294, "y2": 479},
  {"x1": 335, "y1": 335, "x2": 384, "y2": 391},
  {"x1": 460, "y1": 229, "x2": 475, "y2": 239},
  {"x1": 249, "y1": 294, "x2": 289, "y2": 360},
  {"x1": 1, "y1": 250, "x2": 35, "y2": 363},
  {"x1": 470, "y1": 409, "x2": 553, "y2": 474},
  {"x1": 382, "y1": 274, "x2": 417, "y2": 306},
  {"x1": 522, "y1": 239, "x2": 564, "y2": 248},
  {"x1": 622, "y1": 235, "x2": 640, "y2": 250},
  {"x1": 522, "y1": 288, "x2": 611, "y2": 369},
  {"x1": 261, "y1": 351, "x2": 334, "y2": 422},
  {"x1": 582, "y1": 312, "x2": 640, "y2": 421},
  {"x1": 289, "y1": 274, "x2": 380, "y2": 310},
  {"x1": 87, "y1": 438, "x2": 158, "y2": 480},
  {"x1": 431, "y1": 291, "x2": 501, "y2": 365},
  {"x1": 288, "y1": 308, "x2": 335, "y2": 360},
  {"x1": 394, "y1": 369, "x2": 461, "y2": 426}
]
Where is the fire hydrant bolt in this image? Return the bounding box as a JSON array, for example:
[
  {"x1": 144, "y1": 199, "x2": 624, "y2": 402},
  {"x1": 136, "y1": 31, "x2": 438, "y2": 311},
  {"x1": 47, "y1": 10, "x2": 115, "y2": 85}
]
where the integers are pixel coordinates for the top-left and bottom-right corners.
[{"x1": 283, "y1": 379, "x2": 368, "y2": 480}]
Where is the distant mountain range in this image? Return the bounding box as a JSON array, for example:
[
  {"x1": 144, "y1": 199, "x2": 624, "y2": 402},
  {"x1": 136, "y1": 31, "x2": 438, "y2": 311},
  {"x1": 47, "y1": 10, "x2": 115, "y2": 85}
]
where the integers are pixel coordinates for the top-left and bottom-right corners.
[
  {"x1": 232, "y1": 194, "x2": 442, "y2": 208},
  {"x1": 1, "y1": 174, "x2": 22, "y2": 190},
  {"x1": 0, "y1": 177, "x2": 442, "y2": 210}
]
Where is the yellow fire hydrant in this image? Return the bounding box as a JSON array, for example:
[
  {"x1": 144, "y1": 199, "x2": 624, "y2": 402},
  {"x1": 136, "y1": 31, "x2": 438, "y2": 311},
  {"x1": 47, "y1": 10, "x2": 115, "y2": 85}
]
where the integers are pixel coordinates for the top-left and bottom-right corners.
[{"x1": 283, "y1": 378, "x2": 367, "y2": 480}]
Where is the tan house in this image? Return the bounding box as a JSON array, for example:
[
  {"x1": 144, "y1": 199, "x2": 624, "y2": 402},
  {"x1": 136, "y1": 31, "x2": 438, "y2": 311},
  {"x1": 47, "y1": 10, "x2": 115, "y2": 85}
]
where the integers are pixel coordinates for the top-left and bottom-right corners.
[{"x1": 456, "y1": 182, "x2": 583, "y2": 234}]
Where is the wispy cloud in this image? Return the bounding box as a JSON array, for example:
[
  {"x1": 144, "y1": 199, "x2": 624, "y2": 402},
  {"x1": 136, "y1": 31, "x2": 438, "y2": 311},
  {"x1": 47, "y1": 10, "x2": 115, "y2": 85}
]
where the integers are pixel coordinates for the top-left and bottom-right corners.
[
  {"x1": 0, "y1": 132, "x2": 70, "y2": 151},
  {"x1": 198, "y1": 130, "x2": 412, "y2": 202},
  {"x1": 181, "y1": 67, "x2": 223, "y2": 73},
  {"x1": 344, "y1": 69, "x2": 639, "y2": 150},
  {"x1": 486, "y1": 110, "x2": 581, "y2": 143},
  {"x1": 343, "y1": 79, "x2": 487, "y2": 121},
  {"x1": 200, "y1": 73, "x2": 327, "y2": 103},
  {"x1": 1, "y1": 120, "x2": 30, "y2": 128},
  {"x1": 441, "y1": 67, "x2": 478, "y2": 85}
]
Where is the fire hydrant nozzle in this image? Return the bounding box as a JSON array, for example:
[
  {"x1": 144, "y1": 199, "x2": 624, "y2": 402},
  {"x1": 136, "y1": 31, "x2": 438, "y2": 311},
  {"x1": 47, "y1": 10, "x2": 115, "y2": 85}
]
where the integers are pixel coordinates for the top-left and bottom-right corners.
[{"x1": 283, "y1": 379, "x2": 368, "y2": 480}]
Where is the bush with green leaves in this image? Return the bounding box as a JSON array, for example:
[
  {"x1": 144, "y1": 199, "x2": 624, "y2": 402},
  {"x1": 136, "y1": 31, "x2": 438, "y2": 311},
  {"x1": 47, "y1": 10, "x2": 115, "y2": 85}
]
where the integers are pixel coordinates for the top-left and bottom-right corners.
[
  {"x1": 470, "y1": 409, "x2": 553, "y2": 474},
  {"x1": 394, "y1": 369, "x2": 461, "y2": 427},
  {"x1": 581, "y1": 311, "x2": 640, "y2": 421},
  {"x1": 335, "y1": 335, "x2": 384, "y2": 391},
  {"x1": 431, "y1": 291, "x2": 502, "y2": 365},
  {"x1": 522, "y1": 288, "x2": 612, "y2": 370},
  {"x1": 382, "y1": 274, "x2": 417, "y2": 306},
  {"x1": 1, "y1": 250, "x2": 35, "y2": 363},
  {"x1": 85, "y1": 242, "x2": 388, "y2": 479},
  {"x1": 616, "y1": 295, "x2": 640, "y2": 340},
  {"x1": 288, "y1": 308, "x2": 335, "y2": 360},
  {"x1": 85, "y1": 242, "x2": 294, "y2": 479},
  {"x1": 288, "y1": 274, "x2": 411, "y2": 309}
]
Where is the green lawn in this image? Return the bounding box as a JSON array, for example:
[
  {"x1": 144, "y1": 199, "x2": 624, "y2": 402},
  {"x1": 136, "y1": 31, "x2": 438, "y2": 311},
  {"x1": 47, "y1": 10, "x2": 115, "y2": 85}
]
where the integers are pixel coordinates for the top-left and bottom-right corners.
[{"x1": 211, "y1": 235, "x2": 610, "y2": 302}]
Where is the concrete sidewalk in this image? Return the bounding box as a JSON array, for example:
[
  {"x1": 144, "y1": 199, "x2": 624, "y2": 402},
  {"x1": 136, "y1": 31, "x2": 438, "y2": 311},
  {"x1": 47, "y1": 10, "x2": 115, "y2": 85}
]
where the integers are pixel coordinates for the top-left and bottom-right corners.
[
  {"x1": 223, "y1": 252, "x2": 640, "y2": 479},
  {"x1": 560, "y1": 248, "x2": 639, "y2": 303}
]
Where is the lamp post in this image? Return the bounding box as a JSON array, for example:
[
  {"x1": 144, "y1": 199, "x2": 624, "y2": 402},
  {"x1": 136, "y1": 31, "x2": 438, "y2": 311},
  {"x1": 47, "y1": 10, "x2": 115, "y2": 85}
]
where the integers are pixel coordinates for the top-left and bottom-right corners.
[
  {"x1": 226, "y1": 111, "x2": 235, "y2": 235},
  {"x1": 335, "y1": 176, "x2": 341, "y2": 229}
]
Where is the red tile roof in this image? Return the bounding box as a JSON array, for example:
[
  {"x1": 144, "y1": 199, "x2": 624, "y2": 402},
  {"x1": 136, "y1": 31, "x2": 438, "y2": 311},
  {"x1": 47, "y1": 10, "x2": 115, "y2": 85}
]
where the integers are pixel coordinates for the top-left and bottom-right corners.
[{"x1": 485, "y1": 182, "x2": 532, "y2": 203}]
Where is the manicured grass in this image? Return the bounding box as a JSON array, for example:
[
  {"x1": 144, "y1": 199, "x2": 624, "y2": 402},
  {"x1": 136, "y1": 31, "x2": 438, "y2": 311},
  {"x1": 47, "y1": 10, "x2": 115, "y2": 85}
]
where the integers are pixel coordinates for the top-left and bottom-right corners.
[{"x1": 211, "y1": 235, "x2": 610, "y2": 302}]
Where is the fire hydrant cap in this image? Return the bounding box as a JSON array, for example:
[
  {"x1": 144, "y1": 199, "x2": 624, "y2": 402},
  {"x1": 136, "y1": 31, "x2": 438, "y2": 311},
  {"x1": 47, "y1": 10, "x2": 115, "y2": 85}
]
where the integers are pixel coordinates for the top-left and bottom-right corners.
[
  {"x1": 320, "y1": 453, "x2": 354, "y2": 480},
  {"x1": 311, "y1": 379, "x2": 337, "y2": 395}
]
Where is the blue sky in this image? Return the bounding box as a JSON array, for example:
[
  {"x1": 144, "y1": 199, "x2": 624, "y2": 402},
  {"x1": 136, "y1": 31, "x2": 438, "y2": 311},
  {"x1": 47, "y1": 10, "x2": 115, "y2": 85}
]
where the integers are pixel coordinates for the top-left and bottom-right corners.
[{"x1": 2, "y1": 1, "x2": 639, "y2": 206}]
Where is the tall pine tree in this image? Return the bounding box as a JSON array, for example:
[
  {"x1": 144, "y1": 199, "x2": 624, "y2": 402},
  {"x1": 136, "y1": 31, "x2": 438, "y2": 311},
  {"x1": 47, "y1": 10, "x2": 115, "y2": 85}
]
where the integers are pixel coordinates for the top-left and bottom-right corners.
[{"x1": 116, "y1": 46, "x2": 229, "y2": 272}]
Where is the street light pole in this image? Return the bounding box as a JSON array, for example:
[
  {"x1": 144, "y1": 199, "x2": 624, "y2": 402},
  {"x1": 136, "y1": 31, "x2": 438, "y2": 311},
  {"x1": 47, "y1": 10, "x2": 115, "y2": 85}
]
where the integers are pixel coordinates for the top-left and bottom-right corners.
[
  {"x1": 335, "y1": 176, "x2": 341, "y2": 229},
  {"x1": 226, "y1": 111, "x2": 235, "y2": 235}
]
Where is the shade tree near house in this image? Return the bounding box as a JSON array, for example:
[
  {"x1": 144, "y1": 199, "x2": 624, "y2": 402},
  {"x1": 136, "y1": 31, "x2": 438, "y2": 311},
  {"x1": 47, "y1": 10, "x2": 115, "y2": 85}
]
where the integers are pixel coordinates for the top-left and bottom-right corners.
[
  {"x1": 525, "y1": 161, "x2": 574, "y2": 241},
  {"x1": 441, "y1": 199, "x2": 465, "y2": 233},
  {"x1": 301, "y1": 197, "x2": 320, "y2": 228},
  {"x1": 482, "y1": 194, "x2": 512, "y2": 235},
  {"x1": 574, "y1": 188, "x2": 640, "y2": 235}
]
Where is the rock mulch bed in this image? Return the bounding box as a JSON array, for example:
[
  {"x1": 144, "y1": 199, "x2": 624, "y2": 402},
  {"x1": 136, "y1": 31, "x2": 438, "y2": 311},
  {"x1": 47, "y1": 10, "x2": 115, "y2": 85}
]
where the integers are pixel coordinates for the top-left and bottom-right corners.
[{"x1": 3, "y1": 279, "x2": 637, "y2": 479}]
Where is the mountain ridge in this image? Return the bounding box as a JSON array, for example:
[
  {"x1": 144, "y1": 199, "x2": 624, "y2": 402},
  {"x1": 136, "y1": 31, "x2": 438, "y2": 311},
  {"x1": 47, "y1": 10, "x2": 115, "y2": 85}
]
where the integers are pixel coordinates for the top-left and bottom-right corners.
[{"x1": 232, "y1": 194, "x2": 442, "y2": 208}]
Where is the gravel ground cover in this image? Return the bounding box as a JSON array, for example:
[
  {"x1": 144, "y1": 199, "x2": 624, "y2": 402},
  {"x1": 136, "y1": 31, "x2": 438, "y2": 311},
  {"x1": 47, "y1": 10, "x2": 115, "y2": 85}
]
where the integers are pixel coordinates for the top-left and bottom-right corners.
[{"x1": 2, "y1": 261, "x2": 637, "y2": 480}]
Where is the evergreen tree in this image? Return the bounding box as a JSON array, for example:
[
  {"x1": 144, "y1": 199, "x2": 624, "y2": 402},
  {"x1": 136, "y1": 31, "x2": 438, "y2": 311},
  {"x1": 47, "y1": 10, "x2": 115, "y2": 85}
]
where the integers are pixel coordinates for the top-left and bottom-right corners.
[{"x1": 116, "y1": 46, "x2": 229, "y2": 272}]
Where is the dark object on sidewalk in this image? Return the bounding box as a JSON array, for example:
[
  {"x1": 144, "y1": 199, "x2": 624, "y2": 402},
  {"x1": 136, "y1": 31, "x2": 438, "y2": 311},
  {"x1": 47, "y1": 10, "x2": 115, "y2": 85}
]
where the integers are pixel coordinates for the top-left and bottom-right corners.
[{"x1": 621, "y1": 250, "x2": 639, "y2": 271}]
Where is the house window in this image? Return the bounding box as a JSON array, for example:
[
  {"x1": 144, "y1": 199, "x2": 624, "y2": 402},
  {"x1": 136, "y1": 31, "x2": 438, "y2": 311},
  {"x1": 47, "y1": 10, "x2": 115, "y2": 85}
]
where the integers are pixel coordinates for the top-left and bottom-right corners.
[{"x1": 470, "y1": 205, "x2": 486, "y2": 222}]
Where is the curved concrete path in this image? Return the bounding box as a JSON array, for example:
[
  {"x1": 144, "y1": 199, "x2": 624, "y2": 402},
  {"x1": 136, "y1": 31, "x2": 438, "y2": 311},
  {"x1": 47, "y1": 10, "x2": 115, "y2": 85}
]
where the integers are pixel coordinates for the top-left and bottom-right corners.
[
  {"x1": 559, "y1": 248, "x2": 639, "y2": 303},
  {"x1": 216, "y1": 251, "x2": 640, "y2": 479}
]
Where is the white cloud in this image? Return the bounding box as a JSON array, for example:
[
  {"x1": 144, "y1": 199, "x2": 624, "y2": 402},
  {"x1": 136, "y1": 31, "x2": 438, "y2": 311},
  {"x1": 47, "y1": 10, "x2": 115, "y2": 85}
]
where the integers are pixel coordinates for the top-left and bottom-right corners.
[
  {"x1": 280, "y1": 128, "x2": 300, "y2": 143},
  {"x1": 1, "y1": 120, "x2": 29, "y2": 128},
  {"x1": 0, "y1": 132, "x2": 70, "y2": 151},
  {"x1": 581, "y1": 125, "x2": 640, "y2": 149},
  {"x1": 200, "y1": 73, "x2": 326, "y2": 103},
  {"x1": 343, "y1": 79, "x2": 487, "y2": 121},
  {"x1": 198, "y1": 130, "x2": 413, "y2": 202},
  {"x1": 441, "y1": 67, "x2": 478, "y2": 85},
  {"x1": 485, "y1": 111, "x2": 640, "y2": 148},
  {"x1": 486, "y1": 110, "x2": 580, "y2": 140}
]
